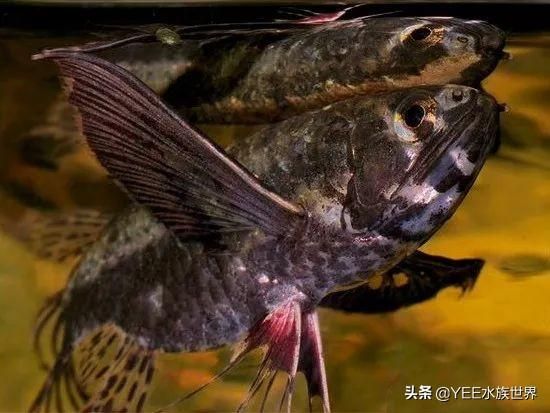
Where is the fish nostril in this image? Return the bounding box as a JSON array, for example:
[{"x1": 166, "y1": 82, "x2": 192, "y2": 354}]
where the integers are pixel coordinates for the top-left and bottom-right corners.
[
  {"x1": 498, "y1": 103, "x2": 509, "y2": 113},
  {"x1": 451, "y1": 89, "x2": 464, "y2": 102}
]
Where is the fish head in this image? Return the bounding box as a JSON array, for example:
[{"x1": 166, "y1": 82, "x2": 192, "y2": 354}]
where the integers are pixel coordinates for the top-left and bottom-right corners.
[
  {"x1": 366, "y1": 17, "x2": 506, "y2": 87},
  {"x1": 343, "y1": 85, "x2": 500, "y2": 244}
]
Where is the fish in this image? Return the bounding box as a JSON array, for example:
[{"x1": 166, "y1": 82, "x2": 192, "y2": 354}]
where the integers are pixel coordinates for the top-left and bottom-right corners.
[{"x1": 28, "y1": 51, "x2": 500, "y2": 412}]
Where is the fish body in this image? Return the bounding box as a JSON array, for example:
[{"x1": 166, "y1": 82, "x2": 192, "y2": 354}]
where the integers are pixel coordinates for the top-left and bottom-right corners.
[
  {"x1": 58, "y1": 84, "x2": 499, "y2": 352},
  {"x1": 29, "y1": 49, "x2": 500, "y2": 412}
]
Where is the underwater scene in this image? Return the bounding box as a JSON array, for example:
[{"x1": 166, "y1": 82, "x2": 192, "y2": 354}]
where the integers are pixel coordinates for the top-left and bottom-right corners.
[{"x1": 0, "y1": 3, "x2": 549, "y2": 413}]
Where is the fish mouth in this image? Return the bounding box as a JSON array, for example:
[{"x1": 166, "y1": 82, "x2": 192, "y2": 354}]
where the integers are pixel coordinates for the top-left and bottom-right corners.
[
  {"x1": 388, "y1": 88, "x2": 499, "y2": 207},
  {"x1": 427, "y1": 92, "x2": 497, "y2": 181},
  {"x1": 479, "y1": 33, "x2": 506, "y2": 58}
]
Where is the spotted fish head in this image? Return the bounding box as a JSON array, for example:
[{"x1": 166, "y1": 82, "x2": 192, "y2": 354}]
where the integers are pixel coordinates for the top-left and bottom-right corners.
[
  {"x1": 359, "y1": 17, "x2": 506, "y2": 87},
  {"x1": 343, "y1": 85, "x2": 500, "y2": 244}
]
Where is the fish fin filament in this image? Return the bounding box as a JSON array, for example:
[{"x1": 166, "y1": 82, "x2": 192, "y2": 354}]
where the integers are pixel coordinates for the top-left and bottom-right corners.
[
  {"x1": 158, "y1": 302, "x2": 330, "y2": 412},
  {"x1": 298, "y1": 311, "x2": 331, "y2": 413},
  {"x1": 31, "y1": 322, "x2": 156, "y2": 413}
]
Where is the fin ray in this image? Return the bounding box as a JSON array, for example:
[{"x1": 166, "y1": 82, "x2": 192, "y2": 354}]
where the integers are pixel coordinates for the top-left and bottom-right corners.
[{"x1": 35, "y1": 52, "x2": 304, "y2": 240}]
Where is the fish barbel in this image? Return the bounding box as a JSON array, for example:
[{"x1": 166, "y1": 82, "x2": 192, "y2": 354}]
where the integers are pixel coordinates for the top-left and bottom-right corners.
[{"x1": 28, "y1": 51, "x2": 500, "y2": 412}]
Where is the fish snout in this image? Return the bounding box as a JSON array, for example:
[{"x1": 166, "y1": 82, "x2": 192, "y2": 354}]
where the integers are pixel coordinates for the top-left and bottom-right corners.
[
  {"x1": 474, "y1": 90, "x2": 502, "y2": 118},
  {"x1": 477, "y1": 23, "x2": 506, "y2": 57}
]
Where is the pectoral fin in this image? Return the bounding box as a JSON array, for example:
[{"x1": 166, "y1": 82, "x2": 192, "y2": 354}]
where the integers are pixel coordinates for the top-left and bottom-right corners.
[
  {"x1": 34, "y1": 52, "x2": 304, "y2": 240},
  {"x1": 320, "y1": 251, "x2": 484, "y2": 313}
]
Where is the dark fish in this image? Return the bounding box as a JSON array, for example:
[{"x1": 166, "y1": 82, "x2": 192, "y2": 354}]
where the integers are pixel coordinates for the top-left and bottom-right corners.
[
  {"x1": 171, "y1": 16, "x2": 506, "y2": 123},
  {"x1": 29, "y1": 52, "x2": 500, "y2": 412}
]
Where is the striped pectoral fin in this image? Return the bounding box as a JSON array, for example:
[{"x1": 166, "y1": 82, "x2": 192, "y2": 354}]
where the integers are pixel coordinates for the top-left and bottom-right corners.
[
  {"x1": 29, "y1": 209, "x2": 112, "y2": 263},
  {"x1": 34, "y1": 51, "x2": 305, "y2": 241},
  {"x1": 76, "y1": 325, "x2": 156, "y2": 413},
  {"x1": 320, "y1": 251, "x2": 485, "y2": 314},
  {"x1": 3, "y1": 208, "x2": 112, "y2": 263}
]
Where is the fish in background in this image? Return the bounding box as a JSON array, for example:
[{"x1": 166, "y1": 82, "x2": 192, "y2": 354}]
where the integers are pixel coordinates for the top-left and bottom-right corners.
[
  {"x1": 18, "y1": 16, "x2": 506, "y2": 170},
  {"x1": 28, "y1": 51, "x2": 501, "y2": 412}
]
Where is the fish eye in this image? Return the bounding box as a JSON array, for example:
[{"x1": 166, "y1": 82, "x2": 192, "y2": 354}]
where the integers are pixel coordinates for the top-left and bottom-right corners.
[
  {"x1": 403, "y1": 104, "x2": 425, "y2": 128},
  {"x1": 410, "y1": 26, "x2": 432, "y2": 41},
  {"x1": 452, "y1": 89, "x2": 464, "y2": 102},
  {"x1": 394, "y1": 97, "x2": 437, "y2": 142}
]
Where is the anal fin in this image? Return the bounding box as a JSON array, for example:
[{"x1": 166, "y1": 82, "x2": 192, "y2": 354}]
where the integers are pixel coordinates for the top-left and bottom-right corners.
[{"x1": 320, "y1": 250, "x2": 484, "y2": 314}]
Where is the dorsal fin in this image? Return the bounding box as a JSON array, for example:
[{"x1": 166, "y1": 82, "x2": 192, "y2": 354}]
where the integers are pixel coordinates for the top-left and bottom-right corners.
[
  {"x1": 34, "y1": 52, "x2": 304, "y2": 240},
  {"x1": 1, "y1": 209, "x2": 111, "y2": 263}
]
